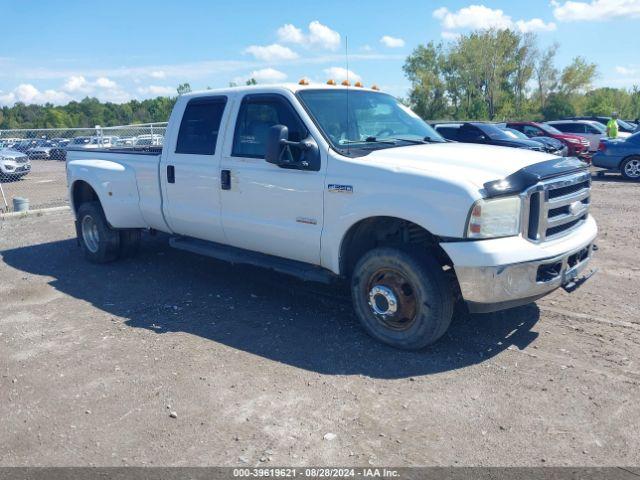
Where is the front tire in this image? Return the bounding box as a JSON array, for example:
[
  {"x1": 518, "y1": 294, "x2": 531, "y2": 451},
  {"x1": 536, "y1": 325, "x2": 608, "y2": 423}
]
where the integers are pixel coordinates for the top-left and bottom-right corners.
[
  {"x1": 351, "y1": 247, "x2": 454, "y2": 350},
  {"x1": 76, "y1": 202, "x2": 120, "y2": 263},
  {"x1": 621, "y1": 156, "x2": 640, "y2": 180}
]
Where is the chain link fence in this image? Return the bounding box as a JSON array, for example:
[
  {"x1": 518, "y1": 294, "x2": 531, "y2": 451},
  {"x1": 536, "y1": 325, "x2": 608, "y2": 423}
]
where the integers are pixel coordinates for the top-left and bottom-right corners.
[{"x1": 0, "y1": 122, "x2": 167, "y2": 212}]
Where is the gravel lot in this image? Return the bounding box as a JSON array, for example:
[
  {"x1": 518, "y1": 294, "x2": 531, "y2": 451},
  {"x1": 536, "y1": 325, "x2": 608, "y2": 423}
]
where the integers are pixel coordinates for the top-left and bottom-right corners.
[
  {"x1": 1, "y1": 160, "x2": 68, "y2": 210},
  {"x1": 0, "y1": 175, "x2": 639, "y2": 467}
]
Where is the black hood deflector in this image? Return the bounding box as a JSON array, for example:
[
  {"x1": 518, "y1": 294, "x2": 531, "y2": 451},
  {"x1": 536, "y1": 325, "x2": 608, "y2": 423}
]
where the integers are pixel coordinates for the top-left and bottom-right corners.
[{"x1": 483, "y1": 157, "x2": 588, "y2": 198}]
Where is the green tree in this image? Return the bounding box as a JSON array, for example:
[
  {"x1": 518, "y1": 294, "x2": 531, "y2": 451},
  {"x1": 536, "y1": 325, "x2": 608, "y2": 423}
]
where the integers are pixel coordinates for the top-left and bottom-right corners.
[{"x1": 176, "y1": 83, "x2": 192, "y2": 96}]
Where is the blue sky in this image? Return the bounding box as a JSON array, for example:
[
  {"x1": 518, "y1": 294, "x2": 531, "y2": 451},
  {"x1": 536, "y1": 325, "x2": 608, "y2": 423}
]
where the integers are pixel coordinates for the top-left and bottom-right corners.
[{"x1": 1, "y1": 0, "x2": 639, "y2": 106}]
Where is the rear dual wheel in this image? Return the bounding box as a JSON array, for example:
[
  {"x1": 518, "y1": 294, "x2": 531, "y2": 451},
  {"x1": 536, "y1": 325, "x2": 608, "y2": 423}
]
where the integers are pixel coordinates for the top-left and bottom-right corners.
[
  {"x1": 77, "y1": 201, "x2": 140, "y2": 263},
  {"x1": 351, "y1": 247, "x2": 454, "y2": 350}
]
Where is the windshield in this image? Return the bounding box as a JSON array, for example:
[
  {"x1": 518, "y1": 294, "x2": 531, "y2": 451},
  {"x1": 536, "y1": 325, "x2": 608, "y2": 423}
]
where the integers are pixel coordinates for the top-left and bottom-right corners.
[
  {"x1": 502, "y1": 128, "x2": 528, "y2": 139},
  {"x1": 474, "y1": 123, "x2": 514, "y2": 140},
  {"x1": 617, "y1": 119, "x2": 635, "y2": 130},
  {"x1": 538, "y1": 123, "x2": 562, "y2": 135},
  {"x1": 587, "y1": 122, "x2": 606, "y2": 133},
  {"x1": 297, "y1": 89, "x2": 444, "y2": 152}
]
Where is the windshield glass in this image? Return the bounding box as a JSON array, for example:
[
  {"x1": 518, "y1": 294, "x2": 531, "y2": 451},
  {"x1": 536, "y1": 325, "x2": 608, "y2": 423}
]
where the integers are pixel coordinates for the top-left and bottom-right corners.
[
  {"x1": 474, "y1": 123, "x2": 514, "y2": 140},
  {"x1": 538, "y1": 123, "x2": 562, "y2": 135},
  {"x1": 587, "y1": 122, "x2": 606, "y2": 133},
  {"x1": 617, "y1": 119, "x2": 634, "y2": 130},
  {"x1": 297, "y1": 89, "x2": 444, "y2": 151}
]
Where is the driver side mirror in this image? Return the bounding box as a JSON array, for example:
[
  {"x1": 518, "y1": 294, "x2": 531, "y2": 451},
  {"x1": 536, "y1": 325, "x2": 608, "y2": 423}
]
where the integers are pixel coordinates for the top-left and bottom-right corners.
[
  {"x1": 265, "y1": 124, "x2": 290, "y2": 166},
  {"x1": 265, "y1": 124, "x2": 320, "y2": 171}
]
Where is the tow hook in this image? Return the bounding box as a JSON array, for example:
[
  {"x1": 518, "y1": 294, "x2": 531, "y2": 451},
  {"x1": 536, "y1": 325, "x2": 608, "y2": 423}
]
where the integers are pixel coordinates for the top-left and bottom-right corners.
[{"x1": 562, "y1": 268, "x2": 598, "y2": 293}]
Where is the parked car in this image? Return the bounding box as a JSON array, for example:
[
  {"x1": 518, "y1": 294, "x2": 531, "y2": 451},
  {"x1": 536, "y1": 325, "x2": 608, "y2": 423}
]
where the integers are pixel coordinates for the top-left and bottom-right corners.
[
  {"x1": 496, "y1": 125, "x2": 568, "y2": 156},
  {"x1": 0, "y1": 147, "x2": 31, "y2": 181},
  {"x1": 592, "y1": 132, "x2": 640, "y2": 180},
  {"x1": 66, "y1": 137, "x2": 93, "y2": 149},
  {"x1": 564, "y1": 116, "x2": 637, "y2": 134},
  {"x1": 546, "y1": 120, "x2": 630, "y2": 151},
  {"x1": 134, "y1": 134, "x2": 164, "y2": 146},
  {"x1": 66, "y1": 84, "x2": 597, "y2": 350},
  {"x1": 432, "y1": 122, "x2": 546, "y2": 151},
  {"x1": 505, "y1": 121, "x2": 591, "y2": 158},
  {"x1": 27, "y1": 139, "x2": 62, "y2": 160}
]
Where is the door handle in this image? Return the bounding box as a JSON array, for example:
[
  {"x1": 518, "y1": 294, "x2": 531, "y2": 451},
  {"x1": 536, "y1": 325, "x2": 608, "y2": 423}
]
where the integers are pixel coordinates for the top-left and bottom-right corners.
[
  {"x1": 221, "y1": 169, "x2": 231, "y2": 190},
  {"x1": 167, "y1": 165, "x2": 175, "y2": 184}
]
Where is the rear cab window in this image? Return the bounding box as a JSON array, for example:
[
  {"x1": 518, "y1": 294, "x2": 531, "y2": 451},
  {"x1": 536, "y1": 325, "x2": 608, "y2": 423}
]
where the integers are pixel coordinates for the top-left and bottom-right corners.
[{"x1": 175, "y1": 96, "x2": 227, "y2": 155}]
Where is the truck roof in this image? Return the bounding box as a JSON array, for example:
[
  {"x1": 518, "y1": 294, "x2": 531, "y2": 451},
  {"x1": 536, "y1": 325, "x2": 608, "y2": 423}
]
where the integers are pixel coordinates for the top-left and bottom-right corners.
[{"x1": 180, "y1": 83, "x2": 382, "y2": 100}]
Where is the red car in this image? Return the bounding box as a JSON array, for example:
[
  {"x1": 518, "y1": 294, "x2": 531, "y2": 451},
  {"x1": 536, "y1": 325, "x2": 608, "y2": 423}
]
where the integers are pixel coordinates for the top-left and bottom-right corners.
[{"x1": 506, "y1": 121, "x2": 591, "y2": 160}]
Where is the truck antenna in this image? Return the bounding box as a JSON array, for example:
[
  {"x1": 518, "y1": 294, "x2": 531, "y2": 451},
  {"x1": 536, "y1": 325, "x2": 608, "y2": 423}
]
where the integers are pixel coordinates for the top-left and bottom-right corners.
[{"x1": 345, "y1": 35, "x2": 350, "y2": 155}]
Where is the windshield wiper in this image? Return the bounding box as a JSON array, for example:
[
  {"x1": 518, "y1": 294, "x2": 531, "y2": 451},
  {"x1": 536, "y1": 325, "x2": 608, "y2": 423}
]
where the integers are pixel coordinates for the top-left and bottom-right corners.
[
  {"x1": 339, "y1": 137, "x2": 397, "y2": 145},
  {"x1": 384, "y1": 136, "x2": 444, "y2": 144}
]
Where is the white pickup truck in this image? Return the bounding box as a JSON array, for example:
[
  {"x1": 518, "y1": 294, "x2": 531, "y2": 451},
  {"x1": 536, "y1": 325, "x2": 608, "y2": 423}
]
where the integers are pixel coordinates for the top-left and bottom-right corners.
[{"x1": 66, "y1": 83, "x2": 597, "y2": 349}]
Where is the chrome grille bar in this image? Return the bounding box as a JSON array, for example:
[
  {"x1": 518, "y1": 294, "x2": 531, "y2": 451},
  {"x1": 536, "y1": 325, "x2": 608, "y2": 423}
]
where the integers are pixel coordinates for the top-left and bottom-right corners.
[{"x1": 522, "y1": 171, "x2": 591, "y2": 243}]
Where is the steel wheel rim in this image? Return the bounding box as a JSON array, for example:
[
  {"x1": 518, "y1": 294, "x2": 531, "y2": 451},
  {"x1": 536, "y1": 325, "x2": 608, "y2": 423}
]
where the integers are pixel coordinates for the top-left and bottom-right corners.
[
  {"x1": 624, "y1": 159, "x2": 640, "y2": 178},
  {"x1": 366, "y1": 268, "x2": 418, "y2": 331},
  {"x1": 81, "y1": 215, "x2": 100, "y2": 253}
]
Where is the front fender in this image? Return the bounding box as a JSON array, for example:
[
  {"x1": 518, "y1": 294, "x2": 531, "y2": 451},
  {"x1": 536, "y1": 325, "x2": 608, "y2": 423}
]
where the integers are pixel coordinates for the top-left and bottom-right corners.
[{"x1": 67, "y1": 159, "x2": 146, "y2": 228}]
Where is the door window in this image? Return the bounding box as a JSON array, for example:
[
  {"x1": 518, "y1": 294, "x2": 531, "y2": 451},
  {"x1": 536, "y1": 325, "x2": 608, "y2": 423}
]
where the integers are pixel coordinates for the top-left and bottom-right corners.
[
  {"x1": 175, "y1": 97, "x2": 227, "y2": 155},
  {"x1": 523, "y1": 125, "x2": 543, "y2": 137},
  {"x1": 232, "y1": 95, "x2": 307, "y2": 159}
]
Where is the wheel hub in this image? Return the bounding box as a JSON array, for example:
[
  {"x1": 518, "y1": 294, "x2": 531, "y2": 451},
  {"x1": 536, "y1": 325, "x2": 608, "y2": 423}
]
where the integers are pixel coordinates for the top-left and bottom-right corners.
[
  {"x1": 366, "y1": 268, "x2": 418, "y2": 331},
  {"x1": 81, "y1": 215, "x2": 100, "y2": 253},
  {"x1": 368, "y1": 285, "x2": 398, "y2": 316},
  {"x1": 625, "y1": 159, "x2": 640, "y2": 178}
]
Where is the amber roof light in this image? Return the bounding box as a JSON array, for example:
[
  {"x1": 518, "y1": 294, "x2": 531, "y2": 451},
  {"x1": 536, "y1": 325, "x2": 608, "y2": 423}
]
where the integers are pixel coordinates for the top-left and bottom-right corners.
[
  {"x1": 298, "y1": 78, "x2": 310, "y2": 85},
  {"x1": 341, "y1": 80, "x2": 351, "y2": 86},
  {"x1": 326, "y1": 79, "x2": 336, "y2": 85}
]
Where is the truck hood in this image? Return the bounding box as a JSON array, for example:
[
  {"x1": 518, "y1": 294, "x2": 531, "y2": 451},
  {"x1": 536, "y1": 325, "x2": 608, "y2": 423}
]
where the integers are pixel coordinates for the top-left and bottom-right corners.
[{"x1": 363, "y1": 142, "x2": 558, "y2": 189}]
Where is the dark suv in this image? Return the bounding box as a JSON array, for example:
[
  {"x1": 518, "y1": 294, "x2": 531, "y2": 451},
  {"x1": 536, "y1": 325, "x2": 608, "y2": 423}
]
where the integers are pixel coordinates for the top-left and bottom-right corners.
[{"x1": 431, "y1": 122, "x2": 545, "y2": 151}]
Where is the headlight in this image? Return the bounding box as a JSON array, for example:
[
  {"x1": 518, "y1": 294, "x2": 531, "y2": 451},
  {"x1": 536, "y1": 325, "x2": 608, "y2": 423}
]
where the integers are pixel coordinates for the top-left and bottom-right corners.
[
  {"x1": 466, "y1": 196, "x2": 522, "y2": 239},
  {"x1": 566, "y1": 138, "x2": 580, "y2": 144}
]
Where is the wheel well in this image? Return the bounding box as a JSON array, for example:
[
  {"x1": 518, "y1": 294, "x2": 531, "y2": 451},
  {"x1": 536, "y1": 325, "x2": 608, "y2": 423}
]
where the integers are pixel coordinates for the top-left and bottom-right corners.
[
  {"x1": 339, "y1": 217, "x2": 454, "y2": 277},
  {"x1": 72, "y1": 181, "x2": 99, "y2": 213}
]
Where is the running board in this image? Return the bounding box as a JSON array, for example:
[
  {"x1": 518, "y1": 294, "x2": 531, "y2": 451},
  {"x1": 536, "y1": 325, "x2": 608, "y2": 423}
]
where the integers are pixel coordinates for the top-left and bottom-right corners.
[{"x1": 169, "y1": 236, "x2": 336, "y2": 284}]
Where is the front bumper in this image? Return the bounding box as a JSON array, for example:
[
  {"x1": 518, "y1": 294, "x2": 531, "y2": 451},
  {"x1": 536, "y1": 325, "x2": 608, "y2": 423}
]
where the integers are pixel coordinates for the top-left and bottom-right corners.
[
  {"x1": 456, "y1": 243, "x2": 594, "y2": 312},
  {"x1": 442, "y1": 216, "x2": 598, "y2": 313}
]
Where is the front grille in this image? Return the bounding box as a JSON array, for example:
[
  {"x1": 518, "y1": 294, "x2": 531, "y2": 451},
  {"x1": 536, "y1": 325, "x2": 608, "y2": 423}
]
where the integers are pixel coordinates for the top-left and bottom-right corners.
[
  {"x1": 15, "y1": 157, "x2": 28, "y2": 164},
  {"x1": 525, "y1": 172, "x2": 591, "y2": 242}
]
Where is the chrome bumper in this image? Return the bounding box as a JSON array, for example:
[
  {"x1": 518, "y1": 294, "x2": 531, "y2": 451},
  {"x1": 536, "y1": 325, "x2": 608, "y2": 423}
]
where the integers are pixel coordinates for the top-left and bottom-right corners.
[{"x1": 456, "y1": 243, "x2": 595, "y2": 313}]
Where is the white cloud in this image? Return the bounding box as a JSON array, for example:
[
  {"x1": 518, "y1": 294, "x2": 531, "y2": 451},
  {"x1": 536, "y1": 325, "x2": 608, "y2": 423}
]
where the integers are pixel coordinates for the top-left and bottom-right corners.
[
  {"x1": 616, "y1": 65, "x2": 637, "y2": 75},
  {"x1": 277, "y1": 21, "x2": 341, "y2": 50},
  {"x1": 433, "y1": 5, "x2": 556, "y2": 33},
  {"x1": 137, "y1": 85, "x2": 175, "y2": 96},
  {"x1": 433, "y1": 5, "x2": 512, "y2": 30},
  {"x1": 552, "y1": 0, "x2": 640, "y2": 22},
  {"x1": 515, "y1": 18, "x2": 557, "y2": 32},
  {"x1": 95, "y1": 77, "x2": 117, "y2": 89},
  {"x1": 249, "y1": 68, "x2": 287, "y2": 83},
  {"x1": 277, "y1": 24, "x2": 305, "y2": 44},
  {"x1": 323, "y1": 67, "x2": 361, "y2": 83},
  {"x1": 441, "y1": 31, "x2": 461, "y2": 40},
  {"x1": 380, "y1": 35, "x2": 405, "y2": 48},
  {"x1": 149, "y1": 70, "x2": 166, "y2": 79},
  {"x1": 0, "y1": 84, "x2": 71, "y2": 106},
  {"x1": 244, "y1": 43, "x2": 299, "y2": 61},
  {"x1": 63, "y1": 75, "x2": 90, "y2": 93}
]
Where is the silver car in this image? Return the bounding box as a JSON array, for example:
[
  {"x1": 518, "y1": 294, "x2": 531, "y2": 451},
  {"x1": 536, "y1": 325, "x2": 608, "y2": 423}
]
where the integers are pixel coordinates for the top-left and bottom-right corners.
[{"x1": 0, "y1": 148, "x2": 32, "y2": 181}]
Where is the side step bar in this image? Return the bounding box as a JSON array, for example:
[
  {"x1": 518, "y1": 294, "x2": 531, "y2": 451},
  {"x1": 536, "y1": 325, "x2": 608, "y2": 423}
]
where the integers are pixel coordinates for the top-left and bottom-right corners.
[{"x1": 169, "y1": 236, "x2": 336, "y2": 284}]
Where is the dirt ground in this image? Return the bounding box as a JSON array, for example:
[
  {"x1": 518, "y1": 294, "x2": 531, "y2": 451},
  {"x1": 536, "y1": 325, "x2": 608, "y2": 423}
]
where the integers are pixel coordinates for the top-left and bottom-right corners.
[
  {"x1": 0, "y1": 173, "x2": 639, "y2": 467},
  {"x1": 1, "y1": 160, "x2": 68, "y2": 211}
]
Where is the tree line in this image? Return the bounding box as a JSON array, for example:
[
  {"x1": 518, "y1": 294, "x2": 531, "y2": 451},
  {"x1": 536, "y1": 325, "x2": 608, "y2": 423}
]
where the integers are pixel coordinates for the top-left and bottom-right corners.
[
  {"x1": 403, "y1": 28, "x2": 640, "y2": 122},
  {"x1": 1, "y1": 30, "x2": 639, "y2": 130}
]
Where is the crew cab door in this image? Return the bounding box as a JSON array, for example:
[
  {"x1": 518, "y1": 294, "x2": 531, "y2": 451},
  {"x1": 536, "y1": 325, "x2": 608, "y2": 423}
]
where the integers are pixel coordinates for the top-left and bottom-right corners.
[
  {"x1": 160, "y1": 95, "x2": 229, "y2": 241},
  {"x1": 219, "y1": 93, "x2": 324, "y2": 265}
]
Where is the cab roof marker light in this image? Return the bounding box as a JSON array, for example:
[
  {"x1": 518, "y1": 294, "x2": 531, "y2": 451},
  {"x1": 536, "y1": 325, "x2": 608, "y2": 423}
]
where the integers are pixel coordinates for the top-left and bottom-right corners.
[
  {"x1": 371, "y1": 84, "x2": 380, "y2": 91},
  {"x1": 298, "y1": 78, "x2": 310, "y2": 85},
  {"x1": 341, "y1": 80, "x2": 351, "y2": 86},
  {"x1": 354, "y1": 81, "x2": 364, "y2": 88},
  {"x1": 327, "y1": 79, "x2": 336, "y2": 85}
]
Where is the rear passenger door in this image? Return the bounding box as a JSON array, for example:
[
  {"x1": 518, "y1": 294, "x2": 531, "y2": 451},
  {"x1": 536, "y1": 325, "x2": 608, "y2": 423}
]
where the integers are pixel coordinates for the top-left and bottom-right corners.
[{"x1": 161, "y1": 96, "x2": 229, "y2": 241}]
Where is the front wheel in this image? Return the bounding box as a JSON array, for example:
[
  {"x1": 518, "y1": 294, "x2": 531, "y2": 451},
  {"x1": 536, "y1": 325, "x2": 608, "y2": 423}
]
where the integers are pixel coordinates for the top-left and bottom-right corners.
[
  {"x1": 76, "y1": 202, "x2": 121, "y2": 263},
  {"x1": 351, "y1": 247, "x2": 454, "y2": 350},
  {"x1": 621, "y1": 156, "x2": 640, "y2": 180}
]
